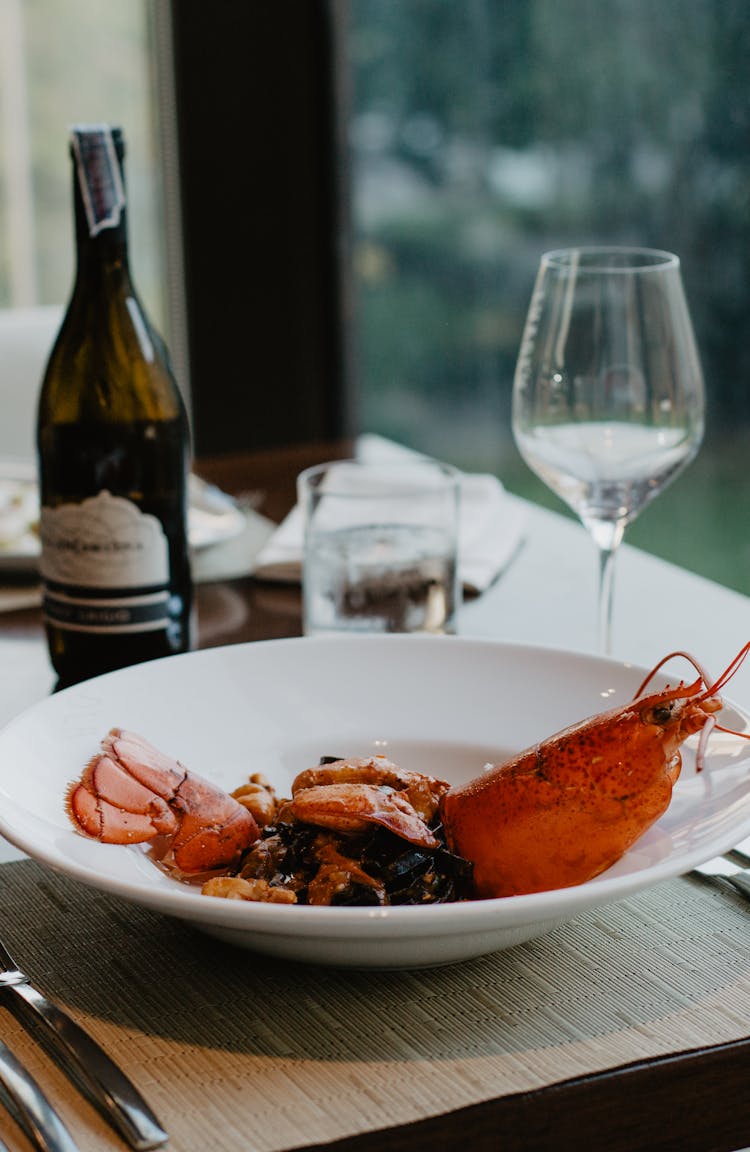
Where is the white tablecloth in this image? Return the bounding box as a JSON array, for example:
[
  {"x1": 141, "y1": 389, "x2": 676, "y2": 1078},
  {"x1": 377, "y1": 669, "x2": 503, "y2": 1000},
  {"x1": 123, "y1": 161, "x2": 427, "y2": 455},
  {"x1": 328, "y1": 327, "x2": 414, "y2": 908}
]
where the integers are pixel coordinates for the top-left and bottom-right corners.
[{"x1": 461, "y1": 496, "x2": 750, "y2": 707}]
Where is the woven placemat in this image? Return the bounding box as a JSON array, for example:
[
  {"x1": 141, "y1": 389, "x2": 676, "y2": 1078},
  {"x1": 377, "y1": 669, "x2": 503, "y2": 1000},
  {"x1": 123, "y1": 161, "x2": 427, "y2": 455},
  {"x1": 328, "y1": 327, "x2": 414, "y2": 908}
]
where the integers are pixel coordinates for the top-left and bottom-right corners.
[{"x1": 0, "y1": 859, "x2": 748, "y2": 1151}]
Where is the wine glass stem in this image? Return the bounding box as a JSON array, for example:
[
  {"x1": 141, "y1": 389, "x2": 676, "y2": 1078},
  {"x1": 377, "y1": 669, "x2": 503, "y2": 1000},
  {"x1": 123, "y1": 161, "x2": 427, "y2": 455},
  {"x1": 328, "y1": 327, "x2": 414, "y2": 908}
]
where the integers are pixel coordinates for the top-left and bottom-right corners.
[
  {"x1": 586, "y1": 519, "x2": 626, "y2": 656},
  {"x1": 597, "y1": 545, "x2": 617, "y2": 656}
]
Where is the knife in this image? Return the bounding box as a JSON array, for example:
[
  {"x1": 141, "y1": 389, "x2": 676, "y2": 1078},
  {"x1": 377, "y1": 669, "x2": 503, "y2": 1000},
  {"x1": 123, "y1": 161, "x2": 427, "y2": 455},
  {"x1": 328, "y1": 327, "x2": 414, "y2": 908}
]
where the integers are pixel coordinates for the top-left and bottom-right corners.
[{"x1": 0, "y1": 1038, "x2": 79, "y2": 1152}]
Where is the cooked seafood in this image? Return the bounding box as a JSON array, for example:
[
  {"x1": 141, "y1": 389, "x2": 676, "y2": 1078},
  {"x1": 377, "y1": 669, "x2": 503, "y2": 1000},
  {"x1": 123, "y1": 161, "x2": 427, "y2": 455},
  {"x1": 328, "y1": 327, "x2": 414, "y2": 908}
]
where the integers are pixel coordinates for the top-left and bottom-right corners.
[
  {"x1": 440, "y1": 645, "x2": 750, "y2": 897},
  {"x1": 66, "y1": 745, "x2": 468, "y2": 905},
  {"x1": 215, "y1": 757, "x2": 469, "y2": 906},
  {"x1": 290, "y1": 757, "x2": 448, "y2": 823},
  {"x1": 64, "y1": 644, "x2": 750, "y2": 904},
  {"x1": 284, "y1": 755, "x2": 449, "y2": 849},
  {"x1": 66, "y1": 728, "x2": 259, "y2": 872},
  {"x1": 218, "y1": 821, "x2": 471, "y2": 906}
]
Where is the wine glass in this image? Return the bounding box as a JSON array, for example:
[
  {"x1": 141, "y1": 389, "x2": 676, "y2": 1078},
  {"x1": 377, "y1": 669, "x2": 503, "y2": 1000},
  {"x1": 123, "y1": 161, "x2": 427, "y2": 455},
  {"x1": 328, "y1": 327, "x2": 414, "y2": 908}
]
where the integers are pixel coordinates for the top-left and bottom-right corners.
[{"x1": 512, "y1": 247, "x2": 704, "y2": 655}]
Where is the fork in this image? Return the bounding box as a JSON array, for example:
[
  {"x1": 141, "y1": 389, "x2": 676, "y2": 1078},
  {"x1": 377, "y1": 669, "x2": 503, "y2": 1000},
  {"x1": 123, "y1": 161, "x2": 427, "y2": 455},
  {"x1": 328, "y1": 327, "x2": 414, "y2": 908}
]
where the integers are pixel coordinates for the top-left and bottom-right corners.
[
  {"x1": 692, "y1": 842, "x2": 750, "y2": 899},
  {"x1": 0, "y1": 932, "x2": 167, "y2": 1150}
]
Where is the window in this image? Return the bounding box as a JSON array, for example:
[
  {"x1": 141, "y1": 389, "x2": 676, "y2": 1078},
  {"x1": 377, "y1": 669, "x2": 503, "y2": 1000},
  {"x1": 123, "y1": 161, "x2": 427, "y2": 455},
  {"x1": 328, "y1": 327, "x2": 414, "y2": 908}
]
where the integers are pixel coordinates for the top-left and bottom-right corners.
[
  {"x1": 1, "y1": 0, "x2": 347, "y2": 461},
  {"x1": 0, "y1": 0, "x2": 168, "y2": 325},
  {"x1": 348, "y1": 0, "x2": 750, "y2": 593}
]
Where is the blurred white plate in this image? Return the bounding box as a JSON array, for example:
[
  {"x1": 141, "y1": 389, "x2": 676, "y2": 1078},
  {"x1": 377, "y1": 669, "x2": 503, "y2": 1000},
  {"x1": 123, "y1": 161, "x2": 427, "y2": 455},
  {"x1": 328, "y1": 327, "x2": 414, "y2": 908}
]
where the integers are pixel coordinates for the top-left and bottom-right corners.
[
  {"x1": 184, "y1": 474, "x2": 246, "y2": 550},
  {"x1": 0, "y1": 468, "x2": 245, "y2": 571},
  {"x1": 0, "y1": 636, "x2": 748, "y2": 969}
]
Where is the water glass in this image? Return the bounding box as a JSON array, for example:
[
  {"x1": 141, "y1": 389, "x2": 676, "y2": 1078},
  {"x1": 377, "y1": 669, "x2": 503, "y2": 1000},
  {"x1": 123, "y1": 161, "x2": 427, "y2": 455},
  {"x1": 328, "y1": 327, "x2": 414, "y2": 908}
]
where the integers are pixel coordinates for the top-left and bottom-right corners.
[{"x1": 298, "y1": 459, "x2": 461, "y2": 637}]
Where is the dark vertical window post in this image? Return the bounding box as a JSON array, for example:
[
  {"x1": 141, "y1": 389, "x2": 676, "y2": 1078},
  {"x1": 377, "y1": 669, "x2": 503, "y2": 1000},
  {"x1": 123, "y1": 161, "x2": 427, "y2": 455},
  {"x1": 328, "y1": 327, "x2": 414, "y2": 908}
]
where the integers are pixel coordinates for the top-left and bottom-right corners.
[{"x1": 169, "y1": 0, "x2": 354, "y2": 456}]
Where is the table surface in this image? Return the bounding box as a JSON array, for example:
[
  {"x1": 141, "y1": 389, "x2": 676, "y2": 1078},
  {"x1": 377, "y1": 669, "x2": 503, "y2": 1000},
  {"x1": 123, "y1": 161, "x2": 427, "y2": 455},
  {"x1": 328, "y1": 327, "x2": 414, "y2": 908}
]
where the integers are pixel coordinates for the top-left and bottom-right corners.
[{"x1": 1, "y1": 442, "x2": 750, "y2": 1152}]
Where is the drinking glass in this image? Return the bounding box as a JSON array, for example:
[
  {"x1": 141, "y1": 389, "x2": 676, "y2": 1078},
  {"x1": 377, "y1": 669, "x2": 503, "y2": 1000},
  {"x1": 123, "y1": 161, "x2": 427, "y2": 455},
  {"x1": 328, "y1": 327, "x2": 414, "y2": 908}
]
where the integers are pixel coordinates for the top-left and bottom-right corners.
[
  {"x1": 298, "y1": 459, "x2": 460, "y2": 637},
  {"x1": 512, "y1": 247, "x2": 704, "y2": 654}
]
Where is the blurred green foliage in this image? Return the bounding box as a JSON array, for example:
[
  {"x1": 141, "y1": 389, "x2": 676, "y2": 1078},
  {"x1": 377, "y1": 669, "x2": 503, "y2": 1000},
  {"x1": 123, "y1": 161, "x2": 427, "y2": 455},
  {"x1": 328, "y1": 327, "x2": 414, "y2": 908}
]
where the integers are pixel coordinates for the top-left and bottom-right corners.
[{"x1": 349, "y1": 0, "x2": 750, "y2": 593}]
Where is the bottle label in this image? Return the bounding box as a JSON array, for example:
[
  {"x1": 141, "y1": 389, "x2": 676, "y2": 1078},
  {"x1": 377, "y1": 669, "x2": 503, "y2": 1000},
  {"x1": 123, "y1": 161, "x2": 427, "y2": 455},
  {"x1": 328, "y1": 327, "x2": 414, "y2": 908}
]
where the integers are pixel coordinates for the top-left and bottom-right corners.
[
  {"x1": 70, "y1": 125, "x2": 125, "y2": 237},
  {"x1": 40, "y1": 491, "x2": 171, "y2": 634}
]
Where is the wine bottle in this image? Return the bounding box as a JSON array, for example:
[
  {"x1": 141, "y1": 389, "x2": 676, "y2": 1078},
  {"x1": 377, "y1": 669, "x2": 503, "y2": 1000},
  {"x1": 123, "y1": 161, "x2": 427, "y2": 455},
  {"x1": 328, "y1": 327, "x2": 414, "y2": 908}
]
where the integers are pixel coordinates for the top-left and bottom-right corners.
[{"x1": 37, "y1": 124, "x2": 193, "y2": 688}]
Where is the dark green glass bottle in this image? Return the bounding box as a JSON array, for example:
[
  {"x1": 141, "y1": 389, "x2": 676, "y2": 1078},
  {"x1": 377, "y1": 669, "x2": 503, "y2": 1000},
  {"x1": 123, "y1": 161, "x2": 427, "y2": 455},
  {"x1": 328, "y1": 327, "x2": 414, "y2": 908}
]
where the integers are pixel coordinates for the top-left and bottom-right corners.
[{"x1": 37, "y1": 125, "x2": 193, "y2": 687}]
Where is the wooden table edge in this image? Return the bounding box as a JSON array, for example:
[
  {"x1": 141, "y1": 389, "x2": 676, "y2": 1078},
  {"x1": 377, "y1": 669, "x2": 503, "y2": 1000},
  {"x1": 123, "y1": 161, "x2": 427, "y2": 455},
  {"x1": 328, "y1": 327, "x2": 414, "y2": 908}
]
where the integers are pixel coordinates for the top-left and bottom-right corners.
[{"x1": 299, "y1": 1036, "x2": 750, "y2": 1152}]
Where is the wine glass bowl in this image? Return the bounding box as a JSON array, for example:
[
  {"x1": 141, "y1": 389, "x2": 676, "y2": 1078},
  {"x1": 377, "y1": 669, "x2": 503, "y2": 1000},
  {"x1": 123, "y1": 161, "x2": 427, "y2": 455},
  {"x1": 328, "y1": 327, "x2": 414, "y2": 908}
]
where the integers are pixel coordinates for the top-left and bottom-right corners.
[{"x1": 512, "y1": 247, "x2": 704, "y2": 654}]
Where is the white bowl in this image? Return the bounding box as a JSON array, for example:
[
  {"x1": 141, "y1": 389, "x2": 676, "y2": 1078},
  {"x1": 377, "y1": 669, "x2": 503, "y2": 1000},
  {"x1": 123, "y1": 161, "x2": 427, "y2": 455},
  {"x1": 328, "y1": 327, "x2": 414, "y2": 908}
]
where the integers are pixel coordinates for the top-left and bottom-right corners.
[{"x1": 0, "y1": 636, "x2": 748, "y2": 969}]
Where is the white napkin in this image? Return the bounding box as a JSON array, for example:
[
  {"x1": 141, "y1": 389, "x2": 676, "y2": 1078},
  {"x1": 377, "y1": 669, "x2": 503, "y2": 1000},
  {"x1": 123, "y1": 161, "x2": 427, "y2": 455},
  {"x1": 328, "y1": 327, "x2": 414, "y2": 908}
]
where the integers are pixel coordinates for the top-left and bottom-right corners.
[{"x1": 252, "y1": 435, "x2": 527, "y2": 595}]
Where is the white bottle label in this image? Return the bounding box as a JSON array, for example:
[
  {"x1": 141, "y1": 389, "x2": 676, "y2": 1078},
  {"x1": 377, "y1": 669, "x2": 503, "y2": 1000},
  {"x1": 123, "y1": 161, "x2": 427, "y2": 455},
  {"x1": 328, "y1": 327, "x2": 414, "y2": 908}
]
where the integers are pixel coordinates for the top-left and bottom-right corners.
[{"x1": 40, "y1": 490, "x2": 171, "y2": 634}]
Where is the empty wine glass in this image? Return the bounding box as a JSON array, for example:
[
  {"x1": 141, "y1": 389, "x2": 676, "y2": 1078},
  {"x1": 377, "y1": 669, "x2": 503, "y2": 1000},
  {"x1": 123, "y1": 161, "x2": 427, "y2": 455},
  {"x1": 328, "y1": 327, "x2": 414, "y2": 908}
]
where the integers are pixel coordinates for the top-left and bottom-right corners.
[{"x1": 512, "y1": 247, "x2": 704, "y2": 655}]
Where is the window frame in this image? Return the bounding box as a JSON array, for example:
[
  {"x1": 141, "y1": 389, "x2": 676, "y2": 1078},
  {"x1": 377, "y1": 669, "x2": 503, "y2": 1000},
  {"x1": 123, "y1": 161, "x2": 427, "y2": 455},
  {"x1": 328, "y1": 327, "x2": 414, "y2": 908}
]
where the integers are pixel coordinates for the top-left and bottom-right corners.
[{"x1": 167, "y1": 0, "x2": 354, "y2": 457}]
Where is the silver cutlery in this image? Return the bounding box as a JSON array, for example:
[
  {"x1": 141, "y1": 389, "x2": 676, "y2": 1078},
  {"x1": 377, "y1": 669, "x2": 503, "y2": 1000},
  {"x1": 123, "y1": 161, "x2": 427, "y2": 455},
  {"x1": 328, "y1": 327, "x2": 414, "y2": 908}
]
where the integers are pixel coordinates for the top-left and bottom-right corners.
[
  {"x1": 0, "y1": 933, "x2": 167, "y2": 1150},
  {"x1": 692, "y1": 843, "x2": 750, "y2": 899},
  {"x1": 0, "y1": 1037, "x2": 79, "y2": 1152}
]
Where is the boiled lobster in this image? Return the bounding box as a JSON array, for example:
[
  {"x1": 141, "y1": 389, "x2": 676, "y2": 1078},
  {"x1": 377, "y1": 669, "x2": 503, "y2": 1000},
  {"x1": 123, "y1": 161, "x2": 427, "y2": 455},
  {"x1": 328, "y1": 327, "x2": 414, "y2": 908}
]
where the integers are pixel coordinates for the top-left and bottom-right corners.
[{"x1": 440, "y1": 644, "x2": 750, "y2": 897}]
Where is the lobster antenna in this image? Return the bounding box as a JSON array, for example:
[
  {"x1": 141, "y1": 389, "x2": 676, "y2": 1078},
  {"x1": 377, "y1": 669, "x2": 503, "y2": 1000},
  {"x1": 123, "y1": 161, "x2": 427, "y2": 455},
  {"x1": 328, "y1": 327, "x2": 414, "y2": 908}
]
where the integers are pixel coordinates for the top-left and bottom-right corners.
[
  {"x1": 695, "y1": 714, "x2": 716, "y2": 773},
  {"x1": 695, "y1": 642, "x2": 750, "y2": 749},
  {"x1": 633, "y1": 645, "x2": 750, "y2": 759},
  {"x1": 633, "y1": 650, "x2": 710, "y2": 700},
  {"x1": 699, "y1": 640, "x2": 750, "y2": 699}
]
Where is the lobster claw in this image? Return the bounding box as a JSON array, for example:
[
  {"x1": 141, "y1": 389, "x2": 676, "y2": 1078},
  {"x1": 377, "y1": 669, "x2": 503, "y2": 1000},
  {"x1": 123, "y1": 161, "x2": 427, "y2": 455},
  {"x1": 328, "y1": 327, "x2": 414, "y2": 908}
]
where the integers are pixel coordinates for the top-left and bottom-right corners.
[{"x1": 67, "y1": 728, "x2": 259, "y2": 873}]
